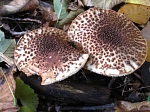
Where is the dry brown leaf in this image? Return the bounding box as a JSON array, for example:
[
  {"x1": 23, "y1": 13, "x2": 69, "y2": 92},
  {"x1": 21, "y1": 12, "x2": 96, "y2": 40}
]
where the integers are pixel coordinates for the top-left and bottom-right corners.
[
  {"x1": 0, "y1": 0, "x2": 29, "y2": 16},
  {"x1": 81, "y1": 0, "x2": 92, "y2": 7},
  {"x1": 125, "y1": 0, "x2": 150, "y2": 6},
  {"x1": 81, "y1": 0, "x2": 125, "y2": 9},
  {"x1": 142, "y1": 24, "x2": 150, "y2": 42},
  {"x1": 118, "y1": 4, "x2": 150, "y2": 24},
  {"x1": 68, "y1": 0, "x2": 84, "y2": 11},
  {"x1": 68, "y1": 0, "x2": 78, "y2": 10},
  {"x1": 62, "y1": 22, "x2": 72, "y2": 31},
  {"x1": 39, "y1": 1, "x2": 58, "y2": 27},
  {"x1": 78, "y1": 0, "x2": 84, "y2": 8},
  {"x1": 58, "y1": 8, "x2": 84, "y2": 28},
  {"x1": 0, "y1": 52, "x2": 14, "y2": 66},
  {"x1": 0, "y1": 67, "x2": 19, "y2": 112},
  {"x1": 141, "y1": 24, "x2": 150, "y2": 62},
  {"x1": 116, "y1": 101, "x2": 150, "y2": 112},
  {"x1": 19, "y1": 0, "x2": 39, "y2": 12}
]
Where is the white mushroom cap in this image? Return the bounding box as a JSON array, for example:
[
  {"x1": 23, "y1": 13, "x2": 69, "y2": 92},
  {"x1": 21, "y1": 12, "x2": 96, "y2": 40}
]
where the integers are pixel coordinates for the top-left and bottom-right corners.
[
  {"x1": 14, "y1": 27, "x2": 89, "y2": 85},
  {"x1": 68, "y1": 8, "x2": 147, "y2": 77}
]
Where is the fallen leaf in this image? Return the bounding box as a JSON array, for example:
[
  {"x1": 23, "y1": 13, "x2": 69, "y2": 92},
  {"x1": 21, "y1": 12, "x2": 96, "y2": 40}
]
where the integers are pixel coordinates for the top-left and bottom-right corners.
[
  {"x1": 19, "y1": 105, "x2": 37, "y2": 112},
  {"x1": 19, "y1": 0, "x2": 39, "y2": 12},
  {"x1": 62, "y1": 22, "x2": 72, "y2": 31},
  {"x1": 0, "y1": 67, "x2": 19, "y2": 112},
  {"x1": 125, "y1": 0, "x2": 150, "y2": 6},
  {"x1": 78, "y1": 0, "x2": 84, "y2": 8},
  {"x1": 0, "y1": 30, "x2": 16, "y2": 57},
  {"x1": 54, "y1": 0, "x2": 69, "y2": 20},
  {"x1": 58, "y1": 8, "x2": 84, "y2": 28},
  {"x1": 15, "y1": 78, "x2": 39, "y2": 112},
  {"x1": 0, "y1": 52, "x2": 14, "y2": 66},
  {"x1": 0, "y1": 0, "x2": 29, "y2": 16},
  {"x1": 68, "y1": 1, "x2": 78, "y2": 11},
  {"x1": 0, "y1": 39, "x2": 13, "y2": 53},
  {"x1": 68, "y1": 0, "x2": 84, "y2": 11},
  {"x1": 148, "y1": 96, "x2": 150, "y2": 101},
  {"x1": 81, "y1": 0, "x2": 92, "y2": 6},
  {"x1": 141, "y1": 24, "x2": 150, "y2": 41},
  {"x1": 116, "y1": 101, "x2": 150, "y2": 111},
  {"x1": 118, "y1": 4, "x2": 150, "y2": 24},
  {"x1": 39, "y1": 1, "x2": 58, "y2": 27},
  {"x1": 141, "y1": 24, "x2": 150, "y2": 62},
  {"x1": 0, "y1": 30, "x2": 4, "y2": 41},
  {"x1": 81, "y1": 0, "x2": 125, "y2": 9},
  {"x1": 4, "y1": 39, "x2": 16, "y2": 57}
]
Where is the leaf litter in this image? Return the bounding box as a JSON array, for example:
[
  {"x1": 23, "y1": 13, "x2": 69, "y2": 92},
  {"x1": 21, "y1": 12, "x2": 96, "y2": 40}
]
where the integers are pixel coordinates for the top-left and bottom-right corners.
[
  {"x1": 15, "y1": 78, "x2": 39, "y2": 112},
  {"x1": 0, "y1": 0, "x2": 150, "y2": 111},
  {"x1": 0, "y1": 66, "x2": 19, "y2": 112}
]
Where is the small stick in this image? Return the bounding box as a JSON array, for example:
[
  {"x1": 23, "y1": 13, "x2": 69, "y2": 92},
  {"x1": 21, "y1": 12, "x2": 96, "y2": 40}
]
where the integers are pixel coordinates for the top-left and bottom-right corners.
[
  {"x1": 9, "y1": 30, "x2": 27, "y2": 36},
  {"x1": 108, "y1": 77, "x2": 116, "y2": 88},
  {"x1": 56, "y1": 103, "x2": 117, "y2": 111},
  {"x1": 1, "y1": 17, "x2": 41, "y2": 24}
]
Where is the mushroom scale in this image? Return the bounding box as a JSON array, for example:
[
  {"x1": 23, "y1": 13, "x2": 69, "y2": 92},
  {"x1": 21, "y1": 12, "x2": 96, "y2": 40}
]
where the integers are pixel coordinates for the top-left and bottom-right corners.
[
  {"x1": 68, "y1": 8, "x2": 147, "y2": 77},
  {"x1": 14, "y1": 27, "x2": 89, "y2": 85}
]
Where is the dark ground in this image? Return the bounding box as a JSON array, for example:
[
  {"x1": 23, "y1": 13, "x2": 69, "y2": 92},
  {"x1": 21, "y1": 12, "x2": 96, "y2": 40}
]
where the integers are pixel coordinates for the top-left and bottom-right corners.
[{"x1": 0, "y1": 0, "x2": 150, "y2": 112}]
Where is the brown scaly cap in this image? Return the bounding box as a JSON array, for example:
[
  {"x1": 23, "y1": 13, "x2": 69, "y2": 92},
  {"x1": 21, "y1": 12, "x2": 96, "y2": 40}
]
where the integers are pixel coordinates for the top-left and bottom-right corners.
[
  {"x1": 68, "y1": 8, "x2": 147, "y2": 77},
  {"x1": 14, "y1": 27, "x2": 89, "y2": 85}
]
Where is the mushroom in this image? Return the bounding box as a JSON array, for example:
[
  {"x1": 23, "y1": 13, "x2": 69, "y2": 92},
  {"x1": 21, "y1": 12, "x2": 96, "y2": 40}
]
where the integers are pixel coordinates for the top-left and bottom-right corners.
[
  {"x1": 67, "y1": 8, "x2": 147, "y2": 77},
  {"x1": 14, "y1": 27, "x2": 89, "y2": 85}
]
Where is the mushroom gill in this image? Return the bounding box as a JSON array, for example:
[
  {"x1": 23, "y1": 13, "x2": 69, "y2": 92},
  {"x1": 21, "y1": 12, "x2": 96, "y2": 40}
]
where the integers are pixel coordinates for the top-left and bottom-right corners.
[
  {"x1": 14, "y1": 27, "x2": 89, "y2": 85},
  {"x1": 67, "y1": 8, "x2": 147, "y2": 76}
]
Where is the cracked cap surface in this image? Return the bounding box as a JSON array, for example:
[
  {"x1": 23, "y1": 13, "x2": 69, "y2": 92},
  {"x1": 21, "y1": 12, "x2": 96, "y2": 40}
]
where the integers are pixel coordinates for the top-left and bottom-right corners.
[
  {"x1": 67, "y1": 8, "x2": 147, "y2": 76},
  {"x1": 14, "y1": 27, "x2": 89, "y2": 85}
]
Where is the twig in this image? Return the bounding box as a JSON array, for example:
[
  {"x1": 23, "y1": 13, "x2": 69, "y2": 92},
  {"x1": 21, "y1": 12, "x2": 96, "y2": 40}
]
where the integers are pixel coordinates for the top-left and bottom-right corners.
[
  {"x1": 1, "y1": 17, "x2": 41, "y2": 24},
  {"x1": 81, "y1": 69, "x2": 89, "y2": 82},
  {"x1": 56, "y1": 103, "x2": 117, "y2": 111},
  {"x1": 134, "y1": 72, "x2": 142, "y2": 81},
  {"x1": 123, "y1": 86, "x2": 150, "y2": 93},
  {"x1": 108, "y1": 77, "x2": 116, "y2": 88},
  {"x1": 9, "y1": 30, "x2": 27, "y2": 36},
  {"x1": 2, "y1": 23, "x2": 27, "y2": 36},
  {"x1": 12, "y1": 16, "x2": 24, "y2": 31},
  {"x1": 122, "y1": 76, "x2": 131, "y2": 96}
]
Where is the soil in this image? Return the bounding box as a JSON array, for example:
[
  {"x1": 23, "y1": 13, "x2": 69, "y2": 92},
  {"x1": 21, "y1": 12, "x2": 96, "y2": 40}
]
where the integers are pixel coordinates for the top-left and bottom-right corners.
[{"x1": 0, "y1": 0, "x2": 150, "y2": 112}]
